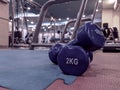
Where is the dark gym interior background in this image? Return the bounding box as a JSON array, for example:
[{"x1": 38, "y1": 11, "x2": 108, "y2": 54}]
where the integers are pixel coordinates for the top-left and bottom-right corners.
[{"x1": 0, "y1": 0, "x2": 120, "y2": 47}]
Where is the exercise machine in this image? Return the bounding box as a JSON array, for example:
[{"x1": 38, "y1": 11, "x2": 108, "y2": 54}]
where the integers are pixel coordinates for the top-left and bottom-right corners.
[{"x1": 29, "y1": 0, "x2": 88, "y2": 50}]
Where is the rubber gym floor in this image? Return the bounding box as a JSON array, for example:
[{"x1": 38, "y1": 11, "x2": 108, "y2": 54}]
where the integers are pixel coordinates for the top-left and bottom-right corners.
[{"x1": 0, "y1": 48, "x2": 120, "y2": 90}]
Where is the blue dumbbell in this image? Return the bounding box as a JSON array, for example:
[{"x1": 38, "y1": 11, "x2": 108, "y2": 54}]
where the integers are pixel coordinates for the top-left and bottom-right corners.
[
  {"x1": 69, "y1": 22, "x2": 105, "y2": 51},
  {"x1": 57, "y1": 45, "x2": 89, "y2": 76},
  {"x1": 48, "y1": 43, "x2": 64, "y2": 64}
]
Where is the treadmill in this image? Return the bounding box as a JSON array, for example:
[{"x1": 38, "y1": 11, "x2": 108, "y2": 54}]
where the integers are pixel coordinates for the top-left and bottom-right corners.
[
  {"x1": 103, "y1": 42, "x2": 120, "y2": 52},
  {"x1": 103, "y1": 26, "x2": 120, "y2": 52}
]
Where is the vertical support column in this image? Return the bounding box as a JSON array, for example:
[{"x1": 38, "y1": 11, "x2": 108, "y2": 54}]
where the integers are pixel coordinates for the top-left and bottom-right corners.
[
  {"x1": 119, "y1": 6, "x2": 120, "y2": 39},
  {"x1": 11, "y1": 0, "x2": 15, "y2": 47},
  {"x1": 0, "y1": 2, "x2": 9, "y2": 48}
]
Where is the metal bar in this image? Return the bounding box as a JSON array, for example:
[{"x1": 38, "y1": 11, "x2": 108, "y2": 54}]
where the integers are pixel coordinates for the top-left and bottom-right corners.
[
  {"x1": 20, "y1": 0, "x2": 29, "y2": 31},
  {"x1": 11, "y1": 0, "x2": 15, "y2": 47},
  {"x1": 72, "y1": 0, "x2": 88, "y2": 39},
  {"x1": 60, "y1": 19, "x2": 76, "y2": 43},
  {"x1": 31, "y1": 1, "x2": 42, "y2": 8},
  {"x1": 60, "y1": 17, "x2": 91, "y2": 43},
  {"x1": 0, "y1": 0, "x2": 9, "y2": 4},
  {"x1": 16, "y1": 0, "x2": 19, "y2": 31},
  {"x1": 91, "y1": 0, "x2": 99, "y2": 23},
  {"x1": 0, "y1": 17, "x2": 10, "y2": 21},
  {"x1": 26, "y1": 0, "x2": 42, "y2": 9},
  {"x1": 29, "y1": 0, "x2": 79, "y2": 50}
]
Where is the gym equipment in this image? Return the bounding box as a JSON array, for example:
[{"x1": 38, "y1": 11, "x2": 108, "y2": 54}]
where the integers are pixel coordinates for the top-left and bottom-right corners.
[
  {"x1": 29, "y1": 0, "x2": 79, "y2": 50},
  {"x1": 103, "y1": 43, "x2": 120, "y2": 52},
  {"x1": 57, "y1": 45, "x2": 89, "y2": 76},
  {"x1": 49, "y1": 43, "x2": 64, "y2": 64},
  {"x1": 68, "y1": 22, "x2": 105, "y2": 51},
  {"x1": 103, "y1": 26, "x2": 120, "y2": 52},
  {"x1": 48, "y1": 40, "x2": 94, "y2": 65},
  {"x1": 76, "y1": 22, "x2": 105, "y2": 51},
  {"x1": 112, "y1": 27, "x2": 119, "y2": 41},
  {"x1": 68, "y1": 40, "x2": 93, "y2": 62},
  {"x1": 91, "y1": 0, "x2": 99, "y2": 23},
  {"x1": 102, "y1": 23, "x2": 111, "y2": 39},
  {"x1": 67, "y1": 39, "x2": 79, "y2": 46},
  {"x1": 72, "y1": 0, "x2": 88, "y2": 39},
  {"x1": 60, "y1": 17, "x2": 92, "y2": 43},
  {"x1": 0, "y1": 0, "x2": 9, "y2": 4}
]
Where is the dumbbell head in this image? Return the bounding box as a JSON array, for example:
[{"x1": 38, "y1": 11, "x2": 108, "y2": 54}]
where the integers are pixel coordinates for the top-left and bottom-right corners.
[
  {"x1": 57, "y1": 45, "x2": 89, "y2": 76},
  {"x1": 86, "y1": 51, "x2": 93, "y2": 63},
  {"x1": 48, "y1": 43, "x2": 64, "y2": 64},
  {"x1": 68, "y1": 40, "x2": 93, "y2": 63},
  {"x1": 76, "y1": 22, "x2": 105, "y2": 51},
  {"x1": 67, "y1": 39, "x2": 79, "y2": 46}
]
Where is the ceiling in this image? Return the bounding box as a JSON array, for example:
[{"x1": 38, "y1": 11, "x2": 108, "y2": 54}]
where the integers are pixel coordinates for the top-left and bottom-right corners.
[
  {"x1": 9, "y1": 0, "x2": 120, "y2": 19},
  {"x1": 27, "y1": 0, "x2": 98, "y2": 19},
  {"x1": 9, "y1": 0, "x2": 120, "y2": 26},
  {"x1": 103, "y1": 0, "x2": 120, "y2": 9}
]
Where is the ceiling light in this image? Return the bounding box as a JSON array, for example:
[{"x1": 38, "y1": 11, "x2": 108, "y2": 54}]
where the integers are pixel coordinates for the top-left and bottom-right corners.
[
  {"x1": 96, "y1": 9, "x2": 99, "y2": 12},
  {"x1": 58, "y1": 18, "x2": 61, "y2": 21},
  {"x1": 31, "y1": 21, "x2": 34, "y2": 24},
  {"x1": 66, "y1": 17, "x2": 70, "y2": 20},
  {"x1": 91, "y1": 14, "x2": 93, "y2": 17},
  {"x1": 108, "y1": 0, "x2": 116, "y2": 4},
  {"x1": 19, "y1": 28, "x2": 22, "y2": 31},
  {"x1": 48, "y1": 26, "x2": 52, "y2": 29},
  {"x1": 82, "y1": 15, "x2": 86, "y2": 18},
  {"x1": 42, "y1": 27, "x2": 45, "y2": 29},
  {"x1": 20, "y1": 17, "x2": 23, "y2": 21},
  {"x1": 29, "y1": 0, "x2": 33, "y2": 2},
  {"x1": 99, "y1": 0, "x2": 102, "y2": 3},
  {"x1": 27, "y1": 7, "x2": 31, "y2": 10},
  {"x1": 50, "y1": 17, "x2": 54, "y2": 21}
]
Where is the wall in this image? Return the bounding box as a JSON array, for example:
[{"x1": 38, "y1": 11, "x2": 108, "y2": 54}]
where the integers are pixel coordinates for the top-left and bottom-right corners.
[
  {"x1": 102, "y1": 9, "x2": 114, "y2": 27},
  {"x1": 0, "y1": 2, "x2": 9, "y2": 47},
  {"x1": 102, "y1": 8, "x2": 120, "y2": 38}
]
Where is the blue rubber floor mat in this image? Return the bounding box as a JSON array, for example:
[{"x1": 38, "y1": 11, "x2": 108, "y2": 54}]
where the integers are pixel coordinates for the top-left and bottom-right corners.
[{"x1": 0, "y1": 49, "x2": 76, "y2": 90}]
